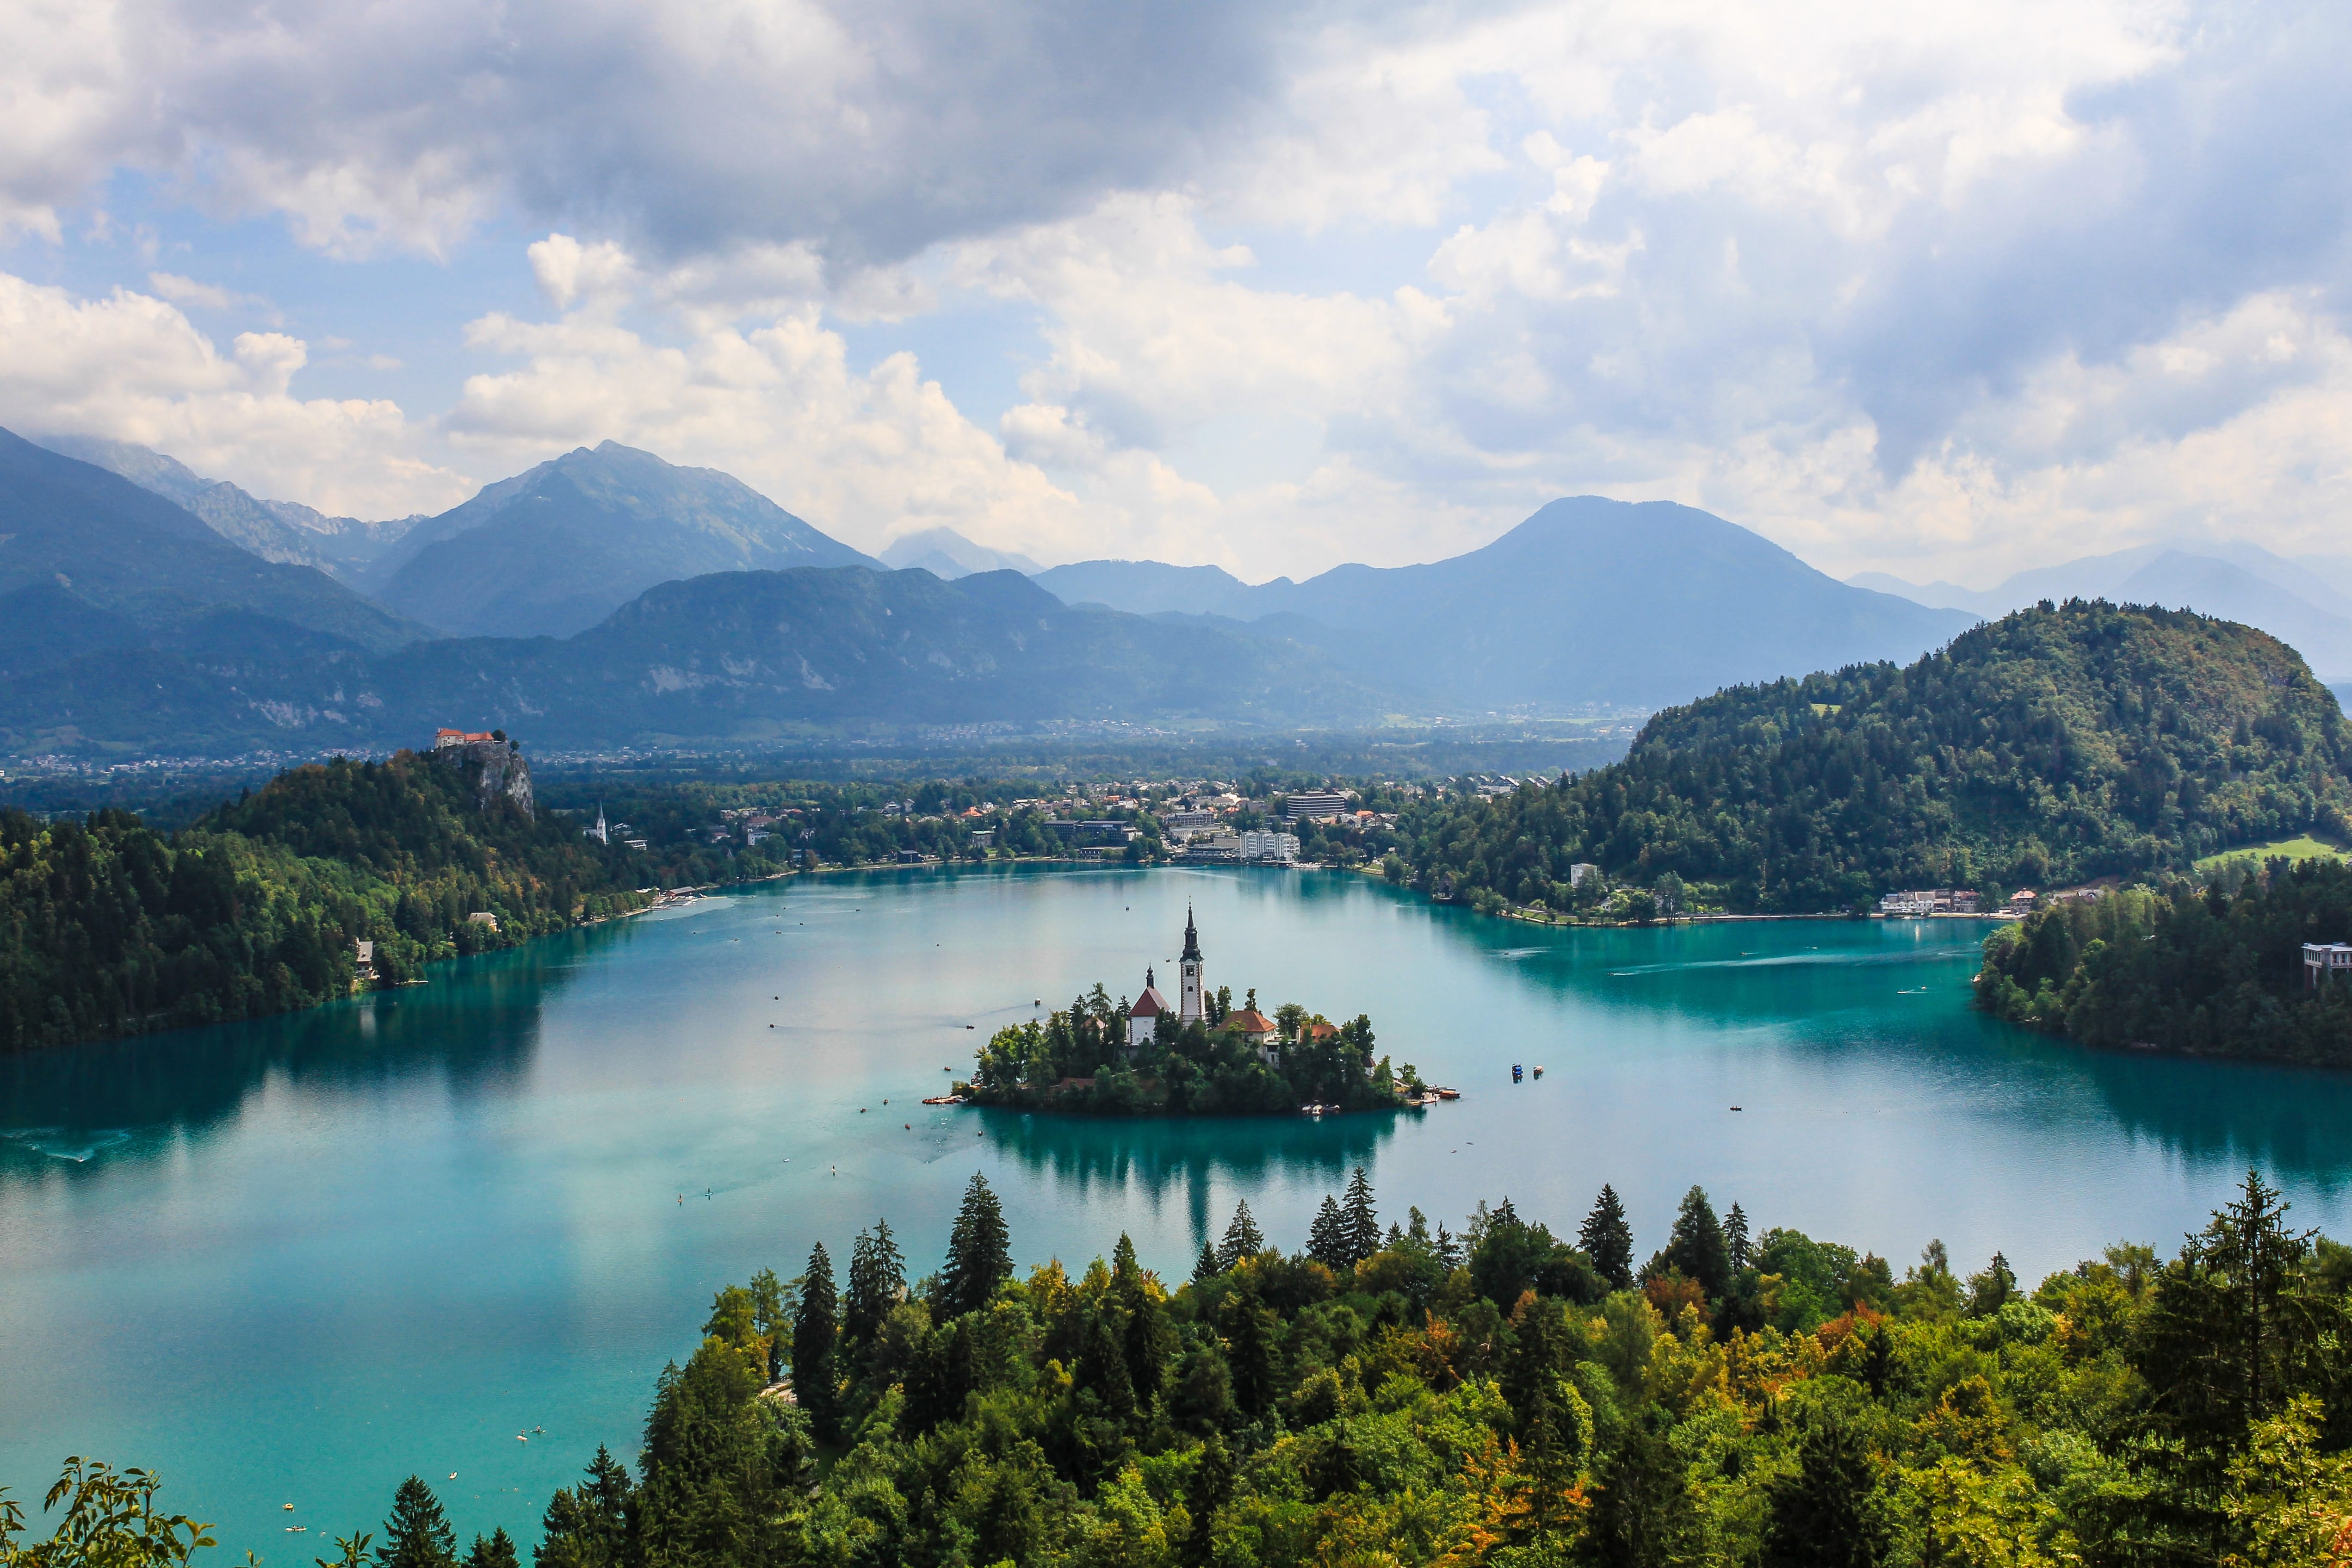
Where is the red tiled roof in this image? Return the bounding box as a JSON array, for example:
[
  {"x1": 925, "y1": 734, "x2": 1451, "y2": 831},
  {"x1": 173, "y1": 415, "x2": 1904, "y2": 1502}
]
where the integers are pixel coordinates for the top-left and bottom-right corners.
[
  {"x1": 1304, "y1": 1020, "x2": 1339, "y2": 1041},
  {"x1": 1131, "y1": 986, "x2": 1170, "y2": 1016},
  {"x1": 1225, "y1": 1008, "x2": 1275, "y2": 1035}
]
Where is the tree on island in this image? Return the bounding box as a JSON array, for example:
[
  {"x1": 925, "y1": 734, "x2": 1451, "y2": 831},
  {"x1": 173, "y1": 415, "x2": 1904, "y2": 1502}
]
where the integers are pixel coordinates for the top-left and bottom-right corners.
[{"x1": 936, "y1": 1173, "x2": 1011, "y2": 1318}]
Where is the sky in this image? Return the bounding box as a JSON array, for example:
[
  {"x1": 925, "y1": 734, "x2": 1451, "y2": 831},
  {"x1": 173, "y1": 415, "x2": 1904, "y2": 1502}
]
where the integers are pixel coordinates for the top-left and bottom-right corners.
[{"x1": 0, "y1": 0, "x2": 2346, "y2": 585}]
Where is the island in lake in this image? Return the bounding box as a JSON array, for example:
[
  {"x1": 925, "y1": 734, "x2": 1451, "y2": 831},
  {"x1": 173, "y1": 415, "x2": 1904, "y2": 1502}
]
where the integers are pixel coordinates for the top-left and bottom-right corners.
[{"x1": 959, "y1": 907, "x2": 1432, "y2": 1115}]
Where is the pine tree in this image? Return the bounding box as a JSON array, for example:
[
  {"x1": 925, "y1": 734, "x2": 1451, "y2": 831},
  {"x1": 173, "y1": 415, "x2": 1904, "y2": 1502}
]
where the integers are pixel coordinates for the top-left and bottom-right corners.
[
  {"x1": 1761, "y1": 1417, "x2": 1889, "y2": 1568},
  {"x1": 535, "y1": 1447, "x2": 633, "y2": 1568},
  {"x1": 1342, "y1": 1166, "x2": 1380, "y2": 1264},
  {"x1": 1663, "y1": 1185, "x2": 1732, "y2": 1301},
  {"x1": 376, "y1": 1477, "x2": 457, "y2": 1568},
  {"x1": 1217, "y1": 1200, "x2": 1265, "y2": 1270},
  {"x1": 1578, "y1": 1184, "x2": 1634, "y2": 1290},
  {"x1": 462, "y1": 1529, "x2": 519, "y2": 1568},
  {"x1": 1307, "y1": 1195, "x2": 1349, "y2": 1270},
  {"x1": 792, "y1": 1240, "x2": 842, "y2": 1443},
  {"x1": 1113, "y1": 1233, "x2": 1176, "y2": 1407},
  {"x1": 636, "y1": 1338, "x2": 775, "y2": 1566},
  {"x1": 747, "y1": 1267, "x2": 789, "y2": 1378},
  {"x1": 938, "y1": 1172, "x2": 1012, "y2": 1318},
  {"x1": 843, "y1": 1218, "x2": 906, "y2": 1351},
  {"x1": 1192, "y1": 1237, "x2": 1222, "y2": 1284},
  {"x1": 1724, "y1": 1203, "x2": 1752, "y2": 1271},
  {"x1": 1434, "y1": 1221, "x2": 1462, "y2": 1271}
]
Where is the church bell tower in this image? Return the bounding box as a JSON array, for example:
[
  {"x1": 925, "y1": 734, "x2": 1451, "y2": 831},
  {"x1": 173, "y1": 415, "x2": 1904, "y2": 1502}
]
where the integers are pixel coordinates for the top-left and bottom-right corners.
[{"x1": 1178, "y1": 906, "x2": 1205, "y2": 1023}]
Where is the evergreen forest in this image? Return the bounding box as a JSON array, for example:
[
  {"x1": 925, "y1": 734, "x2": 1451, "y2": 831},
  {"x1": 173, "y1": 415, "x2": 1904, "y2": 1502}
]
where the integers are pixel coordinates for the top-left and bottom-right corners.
[
  {"x1": 0, "y1": 748, "x2": 771, "y2": 1053},
  {"x1": 1382, "y1": 602, "x2": 2351, "y2": 916},
  {"x1": 10, "y1": 1169, "x2": 2350, "y2": 1568},
  {"x1": 1975, "y1": 856, "x2": 2352, "y2": 1066}
]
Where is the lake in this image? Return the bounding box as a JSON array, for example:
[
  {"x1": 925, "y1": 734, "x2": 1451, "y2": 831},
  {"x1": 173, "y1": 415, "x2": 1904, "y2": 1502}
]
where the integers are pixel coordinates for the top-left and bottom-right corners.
[{"x1": 5, "y1": 863, "x2": 2347, "y2": 1554}]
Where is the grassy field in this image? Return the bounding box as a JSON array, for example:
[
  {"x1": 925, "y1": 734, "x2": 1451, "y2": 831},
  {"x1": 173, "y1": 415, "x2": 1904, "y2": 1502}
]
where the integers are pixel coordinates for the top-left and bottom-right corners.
[{"x1": 2194, "y1": 833, "x2": 2350, "y2": 871}]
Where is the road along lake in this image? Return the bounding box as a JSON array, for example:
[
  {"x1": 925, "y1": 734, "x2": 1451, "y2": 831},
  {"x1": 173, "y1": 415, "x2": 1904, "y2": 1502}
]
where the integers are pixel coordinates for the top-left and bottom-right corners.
[{"x1": 5, "y1": 863, "x2": 2348, "y2": 1553}]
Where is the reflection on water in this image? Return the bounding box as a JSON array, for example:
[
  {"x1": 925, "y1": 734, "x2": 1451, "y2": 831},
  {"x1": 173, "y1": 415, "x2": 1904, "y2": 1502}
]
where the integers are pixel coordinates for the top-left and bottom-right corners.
[
  {"x1": 0, "y1": 929, "x2": 606, "y2": 1177},
  {"x1": 3, "y1": 863, "x2": 2348, "y2": 1559}
]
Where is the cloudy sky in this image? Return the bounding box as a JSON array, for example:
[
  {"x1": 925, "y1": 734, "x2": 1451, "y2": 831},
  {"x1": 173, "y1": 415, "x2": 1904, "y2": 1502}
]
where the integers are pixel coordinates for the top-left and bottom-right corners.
[{"x1": 1, "y1": 0, "x2": 2345, "y2": 583}]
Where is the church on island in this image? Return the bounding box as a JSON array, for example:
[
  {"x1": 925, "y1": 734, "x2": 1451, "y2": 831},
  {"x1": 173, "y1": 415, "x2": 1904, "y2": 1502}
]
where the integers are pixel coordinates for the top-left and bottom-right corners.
[{"x1": 1126, "y1": 907, "x2": 1281, "y2": 1062}]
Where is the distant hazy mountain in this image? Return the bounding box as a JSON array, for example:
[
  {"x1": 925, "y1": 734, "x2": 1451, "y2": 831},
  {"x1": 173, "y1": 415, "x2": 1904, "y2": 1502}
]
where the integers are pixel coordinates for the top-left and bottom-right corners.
[
  {"x1": 32, "y1": 433, "x2": 416, "y2": 580},
  {"x1": 879, "y1": 526, "x2": 1042, "y2": 578},
  {"x1": 1039, "y1": 498, "x2": 1973, "y2": 710},
  {"x1": 1851, "y1": 539, "x2": 2352, "y2": 679},
  {"x1": 0, "y1": 428, "x2": 429, "y2": 667},
  {"x1": 0, "y1": 564, "x2": 1385, "y2": 753},
  {"x1": 1033, "y1": 560, "x2": 1268, "y2": 619},
  {"x1": 367, "y1": 442, "x2": 879, "y2": 638}
]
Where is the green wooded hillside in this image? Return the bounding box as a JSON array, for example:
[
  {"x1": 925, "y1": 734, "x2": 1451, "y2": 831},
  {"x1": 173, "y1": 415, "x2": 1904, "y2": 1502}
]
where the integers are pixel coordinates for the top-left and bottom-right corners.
[
  {"x1": 1391, "y1": 601, "x2": 2352, "y2": 913},
  {"x1": 50, "y1": 1168, "x2": 2343, "y2": 1568},
  {"x1": 0, "y1": 750, "x2": 666, "y2": 1053},
  {"x1": 1976, "y1": 858, "x2": 2352, "y2": 1065}
]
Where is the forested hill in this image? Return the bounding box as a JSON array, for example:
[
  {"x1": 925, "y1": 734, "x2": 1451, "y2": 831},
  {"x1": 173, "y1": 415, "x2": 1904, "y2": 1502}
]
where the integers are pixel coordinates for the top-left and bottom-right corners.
[
  {"x1": 0, "y1": 748, "x2": 755, "y2": 1053},
  {"x1": 1393, "y1": 601, "x2": 2352, "y2": 914}
]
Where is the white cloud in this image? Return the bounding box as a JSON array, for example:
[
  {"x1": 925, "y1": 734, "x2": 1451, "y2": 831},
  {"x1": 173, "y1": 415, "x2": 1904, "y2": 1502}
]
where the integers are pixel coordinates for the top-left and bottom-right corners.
[
  {"x1": 444, "y1": 252, "x2": 1093, "y2": 560},
  {"x1": 8, "y1": 0, "x2": 2352, "y2": 589},
  {"x1": 0, "y1": 271, "x2": 470, "y2": 516}
]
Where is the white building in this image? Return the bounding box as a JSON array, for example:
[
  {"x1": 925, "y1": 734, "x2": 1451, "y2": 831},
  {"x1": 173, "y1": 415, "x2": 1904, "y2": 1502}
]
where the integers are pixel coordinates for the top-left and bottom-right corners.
[
  {"x1": 1178, "y1": 908, "x2": 1205, "y2": 1023},
  {"x1": 1128, "y1": 967, "x2": 1170, "y2": 1051},
  {"x1": 1284, "y1": 791, "x2": 1349, "y2": 823},
  {"x1": 1239, "y1": 830, "x2": 1300, "y2": 864},
  {"x1": 2304, "y1": 942, "x2": 2352, "y2": 990}
]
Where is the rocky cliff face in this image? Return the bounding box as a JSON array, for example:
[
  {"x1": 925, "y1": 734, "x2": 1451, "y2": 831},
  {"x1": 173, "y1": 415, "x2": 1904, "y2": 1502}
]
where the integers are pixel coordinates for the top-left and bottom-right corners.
[{"x1": 437, "y1": 738, "x2": 535, "y2": 819}]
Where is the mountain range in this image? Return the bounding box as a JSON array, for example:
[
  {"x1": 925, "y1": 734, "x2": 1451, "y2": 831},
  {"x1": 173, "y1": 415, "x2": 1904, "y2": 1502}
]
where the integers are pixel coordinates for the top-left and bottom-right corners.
[
  {"x1": 1038, "y1": 499, "x2": 1975, "y2": 710},
  {"x1": 12, "y1": 426, "x2": 2336, "y2": 758},
  {"x1": 879, "y1": 526, "x2": 1042, "y2": 578},
  {"x1": 33, "y1": 432, "x2": 419, "y2": 581},
  {"x1": 1851, "y1": 539, "x2": 2352, "y2": 681}
]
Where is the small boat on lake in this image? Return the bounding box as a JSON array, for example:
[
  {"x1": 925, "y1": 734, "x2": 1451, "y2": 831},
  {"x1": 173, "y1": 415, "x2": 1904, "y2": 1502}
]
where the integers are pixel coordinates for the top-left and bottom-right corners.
[
  {"x1": 1532, "y1": 1066, "x2": 1544, "y2": 1078},
  {"x1": 1434, "y1": 1087, "x2": 1461, "y2": 1100}
]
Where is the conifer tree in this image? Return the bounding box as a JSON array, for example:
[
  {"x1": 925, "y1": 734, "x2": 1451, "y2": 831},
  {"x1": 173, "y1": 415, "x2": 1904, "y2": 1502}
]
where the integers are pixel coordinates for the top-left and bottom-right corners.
[
  {"x1": 635, "y1": 1338, "x2": 775, "y2": 1566},
  {"x1": 376, "y1": 1477, "x2": 457, "y2": 1568},
  {"x1": 1113, "y1": 1233, "x2": 1176, "y2": 1407},
  {"x1": 462, "y1": 1529, "x2": 518, "y2": 1568},
  {"x1": 1663, "y1": 1185, "x2": 1732, "y2": 1301},
  {"x1": 1761, "y1": 1417, "x2": 1889, "y2": 1568},
  {"x1": 1342, "y1": 1166, "x2": 1380, "y2": 1264},
  {"x1": 1307, "y1": 1195, "x2": 1349, "y2": 1270},
  {"x1": 1578, "y1": 1184, "x2": 1634, "y2": 1290},
  {"x1": 534, "y1": 1446, "x2": 633, "y2": 1568},
  {"x1": 1217, "y1": 1200, "x2": 1265, "y2": 1270},
  {"x1": 792, "y1": 1240, "x2": 842, "y2": 1442},
  {"x1": 843, "y1": 1218, "x2": 906, "y2": 1351},
  {"x1": 1434, "y1": 1221, "x2": 1462, "y2": 1271},
  {"x1": 938, "y1": 1172, "x2": 1012, "y2": 1318},
  {"x1": 1724, "y1": 1202, "x2": 1752, "y2": 1271},
  {"x1": 747, "y1": 1267, "x2": 788, "y2": 1379},
  {"x1": 1192, "y1": 1237, "x2": 1222, "y2": 1284}
]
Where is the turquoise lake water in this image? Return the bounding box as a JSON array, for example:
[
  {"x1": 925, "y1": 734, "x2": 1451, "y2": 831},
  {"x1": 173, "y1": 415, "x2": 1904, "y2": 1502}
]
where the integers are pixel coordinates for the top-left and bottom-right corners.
[{"x1": 4, "y1": 863, "x2": 2349, "y2": 1555}]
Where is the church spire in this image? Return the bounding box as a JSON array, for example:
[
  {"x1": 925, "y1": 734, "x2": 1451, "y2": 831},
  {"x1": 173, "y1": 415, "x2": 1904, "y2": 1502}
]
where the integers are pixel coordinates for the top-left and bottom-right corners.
[{"x1": 1181, "y1": 905, "x2": 1201, "y2": 962}]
